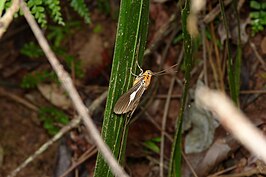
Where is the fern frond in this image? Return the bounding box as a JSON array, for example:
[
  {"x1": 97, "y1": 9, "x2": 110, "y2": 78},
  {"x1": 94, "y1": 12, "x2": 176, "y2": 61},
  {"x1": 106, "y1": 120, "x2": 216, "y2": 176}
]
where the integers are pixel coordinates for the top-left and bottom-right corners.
[
  {"x1": 70, "y1": 0, "x2": 91, "y2": 24},
  {"x1": 44, "y1": 0, "x2": 65, "y2": 26},
  {"x1": 27, "y1": 0, "x2": 47, "y2": 28}
]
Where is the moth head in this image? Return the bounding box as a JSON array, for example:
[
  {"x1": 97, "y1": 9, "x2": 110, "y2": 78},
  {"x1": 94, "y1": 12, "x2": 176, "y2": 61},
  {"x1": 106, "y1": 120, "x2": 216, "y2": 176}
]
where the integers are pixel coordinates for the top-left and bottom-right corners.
[{"x1": 144, "y1": 70, "x2": 153, "y2": 76}]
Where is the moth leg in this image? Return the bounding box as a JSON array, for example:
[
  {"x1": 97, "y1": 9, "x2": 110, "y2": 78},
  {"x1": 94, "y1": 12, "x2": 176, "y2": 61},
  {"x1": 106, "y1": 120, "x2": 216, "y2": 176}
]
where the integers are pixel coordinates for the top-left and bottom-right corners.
[
  {"x1": 125, "y1": 113, "x2": 133, "y2": 126},
  {"x1": 136, "y1": 60, "x2": 143, "y2": 75},
  {"x1": 130, "y1": 67, "x2": 139, "y2": 77},
  {"x1": 125, "y1": 114, "x2": 131, "y2": 126}
]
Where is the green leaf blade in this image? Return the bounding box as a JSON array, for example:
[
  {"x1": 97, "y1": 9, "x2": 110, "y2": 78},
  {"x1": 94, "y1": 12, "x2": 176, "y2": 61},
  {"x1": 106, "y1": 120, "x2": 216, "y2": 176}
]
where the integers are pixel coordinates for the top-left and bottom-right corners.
[{"x1": 93, "y1": 0, "x2": 150, "y2": 176}]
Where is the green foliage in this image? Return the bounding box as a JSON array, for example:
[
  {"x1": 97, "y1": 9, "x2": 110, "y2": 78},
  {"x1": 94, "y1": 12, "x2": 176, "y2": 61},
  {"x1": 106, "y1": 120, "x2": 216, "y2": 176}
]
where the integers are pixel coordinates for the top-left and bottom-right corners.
[
  {"x1": 39, "y1": 107, "x2": 70, "y2": 135},
  {"x1": 70, "y1": 0, "x2": 91, "y2": 24},
  {"x1": 43, "y1": 0, "x2": 65, "y2": 26},
  {"x1": 27, "y1": 0, "x2": 47, "y2": 28},
  {"x1": 93, "y1": 24, "x2": 103, "y2": 33},
  {"x1": 20, "y1": 42, "x2": 44, "y2": 58},
  {"x1": 205, "y1": 28, "x2": 212, "y2": 40},
  {"x1": 0, "y1": 0, "x2": 6, "y2": 16},
  {"x1": 193, "y1": 34, "x2": 202, "y2": 52},
  {"x1": 20, "y1": 44, "x2": 84, "y2": 84},
  {"x1": 3, "y1": 0, "x2": 22, "y2": 18},
  {"x1": 168, "y1": 0, "x2": 193, "y2": 176},
  {"x1": 21, "y1": 71, "x2": 57, "y2": 89},
  {"x1": 173, "y1": 33, "x2": 183, "y2": 44},
  {"x1": 47, "y1": 21, "x2": 81, "y2": 47},
  {"x1": 250, "y1": 1, "x2": 266, "y2": 35},
  {"x1": 143, "y1": 137, "x2": 161, "y2": 154},
  {"x1": 20, "y1": 21, "x2": 83, "y2": 82},
  {"x1": 4, "y1": 0, "x2": 11, "y2": 9}
]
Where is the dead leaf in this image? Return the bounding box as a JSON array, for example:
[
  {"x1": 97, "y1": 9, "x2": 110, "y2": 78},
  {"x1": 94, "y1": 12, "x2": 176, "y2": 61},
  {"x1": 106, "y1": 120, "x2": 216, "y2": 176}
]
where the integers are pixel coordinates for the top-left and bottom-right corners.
[{"x1": 37, "y1": 83, "x2": 71, "y2": 110}]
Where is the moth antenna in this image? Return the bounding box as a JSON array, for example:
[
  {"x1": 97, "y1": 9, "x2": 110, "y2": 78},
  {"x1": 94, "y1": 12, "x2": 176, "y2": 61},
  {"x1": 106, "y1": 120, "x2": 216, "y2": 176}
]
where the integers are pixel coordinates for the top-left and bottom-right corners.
[
  {"x1": 153, "y1": 63, "x2": 179, "y2": 76},
  {"x1": 154, "y1": 70, "x2": 178, "y2": 76}
]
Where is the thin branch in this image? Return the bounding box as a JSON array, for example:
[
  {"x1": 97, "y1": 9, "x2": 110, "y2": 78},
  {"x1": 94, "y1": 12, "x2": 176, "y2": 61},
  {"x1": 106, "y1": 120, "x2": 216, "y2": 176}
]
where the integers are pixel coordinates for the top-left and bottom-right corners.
[
  {"x1": 156, "y1": 28, "x2": 178, "y2": 177},
  {"x1": 208, "y1": 165, "x2": 237, "y2": 177},
  {"x1": 19, "y1": 1, "x2": 128, "y2": 177},
  {"x1": 60, "y1": 146, "x2": 97, "y2": 177},
  {"x1": 0, "y1": 87, "x2": 39, "y2": 112},
  {"x1": 0, "y1": 0, "x2": 20, "y2": 38},
  {"x1": 240, "y1": 89, "x2": 266, "y2": 94},
  {"x1": 205, "y1": 34, "x2": 219, "y2": 89},
  {"x1": 249, "y1": 42, "x2": 266, "y2": 70},
  {"x1": 195, "y1": 86, "x2": 266, "y2": 163},
  {"x1": 160, "y1": 78, "x2": 175, "y2": 177},
  {"x1": 200, "y1": 22, "x2": 208, "y2": 85},
  {"x1": 203, "y1": 0, "x2": 232, "y2": 24}
]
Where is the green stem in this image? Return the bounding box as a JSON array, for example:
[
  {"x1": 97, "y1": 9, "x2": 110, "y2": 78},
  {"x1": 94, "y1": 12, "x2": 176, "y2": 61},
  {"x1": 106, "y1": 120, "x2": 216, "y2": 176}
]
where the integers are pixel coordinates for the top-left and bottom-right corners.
[
  {"x1": 219, "y1": 0, "x2": 238, "y2": 104},
  {"x1": 93, "y1": 0, "x2": 150, "y2": 176},
  {"x1": 168, "y1": 0, "x2": 193, "y2": 176}
]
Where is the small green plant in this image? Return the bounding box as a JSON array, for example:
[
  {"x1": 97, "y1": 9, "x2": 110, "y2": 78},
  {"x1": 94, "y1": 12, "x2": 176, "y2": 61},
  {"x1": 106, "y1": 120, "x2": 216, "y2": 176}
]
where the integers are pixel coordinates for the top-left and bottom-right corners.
[
  {"x1": 39, "y1": 106, "x2": 70, "y2": 135},
  {"x1": 27, "y1": 0, "x2": 48, "y2": 27},
  {"x1": 43, "y1": 0, "x2": 65, "y2": 26},
  {"x1": 143, "y1": 137, "x2": 161, "y2": 154},
  {"x1": 20, "y1": 42, "x2": 44, "y2": 58},
  {"x1": 93, "y1": 24, "x2": 103, "y2": 33},
  {"x1": 250, "y1": 1, "x2": 266, "y2": 35},
  {"x1": 21, "y1": 71, "x2": 57, "y2": 89},
  {"x1": 70, "y1": 0, "x2": 91, "y2": 24},
  {"x1": 47, "y1": 21, "x2": 81, "y2": 47}
]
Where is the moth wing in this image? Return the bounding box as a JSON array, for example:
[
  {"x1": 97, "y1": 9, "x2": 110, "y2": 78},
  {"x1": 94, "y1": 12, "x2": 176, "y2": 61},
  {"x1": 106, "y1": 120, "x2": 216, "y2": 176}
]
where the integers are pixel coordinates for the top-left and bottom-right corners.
[{"x1": 114, "y1": 80, "x2": 146, "y2": 114}]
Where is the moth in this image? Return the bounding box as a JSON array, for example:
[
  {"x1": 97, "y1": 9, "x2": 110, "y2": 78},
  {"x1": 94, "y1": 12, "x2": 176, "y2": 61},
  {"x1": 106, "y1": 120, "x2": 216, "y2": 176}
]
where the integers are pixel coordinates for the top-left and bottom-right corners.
[{"x1": 114, "y1": 64, "x2": 177, "y2": 116}]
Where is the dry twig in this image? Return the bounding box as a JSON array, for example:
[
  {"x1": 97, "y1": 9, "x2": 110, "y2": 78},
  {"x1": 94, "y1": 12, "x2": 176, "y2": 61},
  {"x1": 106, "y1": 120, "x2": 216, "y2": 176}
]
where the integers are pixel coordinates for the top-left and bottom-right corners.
[
  {"x1": 0, "y1": 87, "x2": 39, "y2": 112},
  {"x1": 59, "y1": 145, "x2": 98, "y2": 177},
  {"x1": 249, "y1": 42, "x2": 266, "y2": 70},
  {"x1": 203, "y1": 0, "x2": 232, "y2": 24},
  {"x1": 160, "y1": 78, "x2": 175, "y2": 177}
]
